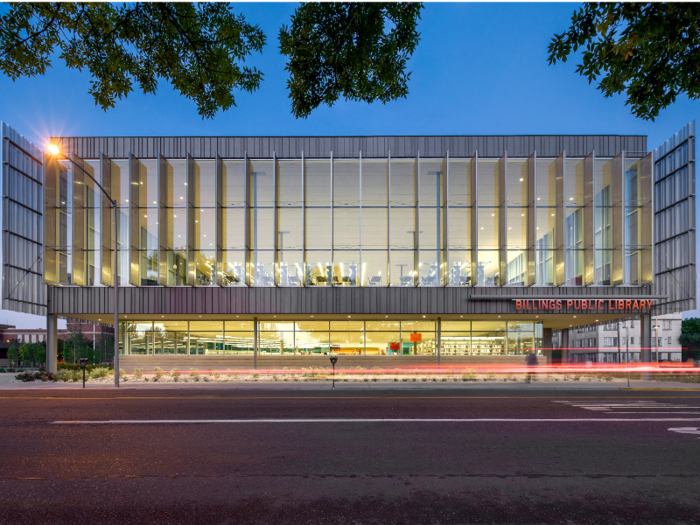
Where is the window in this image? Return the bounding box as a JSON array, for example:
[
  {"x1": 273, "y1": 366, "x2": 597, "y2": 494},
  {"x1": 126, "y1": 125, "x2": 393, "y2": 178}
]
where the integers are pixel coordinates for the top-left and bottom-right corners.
[
  {"x1": 663, "y1": 320, "x2": 672, "y2": 330},
  {"x1": 603, "y1": 337, "x2": 617, "y2": 347},
  {"x1": 588, "y1": 338, "x2": 596, "y2": 348},
  {"x1": 667, "y1": 337, "x2": 672, "y2": 345}
]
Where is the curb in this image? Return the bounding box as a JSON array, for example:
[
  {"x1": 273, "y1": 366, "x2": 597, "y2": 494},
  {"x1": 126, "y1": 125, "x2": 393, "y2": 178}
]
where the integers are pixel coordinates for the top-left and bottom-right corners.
[{"x1": 620, "y1": 387, "x2": 700, "y2": 392}]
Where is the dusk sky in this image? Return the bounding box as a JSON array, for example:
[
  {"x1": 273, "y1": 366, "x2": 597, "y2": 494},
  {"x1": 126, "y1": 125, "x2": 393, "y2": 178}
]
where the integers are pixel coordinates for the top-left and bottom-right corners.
[{"x1": 1, "y1": 2, "x2": 697, "y2": 328}]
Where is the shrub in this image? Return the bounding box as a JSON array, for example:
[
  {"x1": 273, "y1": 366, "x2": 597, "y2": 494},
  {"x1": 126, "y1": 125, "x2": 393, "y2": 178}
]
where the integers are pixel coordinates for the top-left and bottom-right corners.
[
  {"x1": 170, "y1": 369, "x2": 180, "y2": 381},
  {"x1": 133, "y1": 368, "x2": 143, "y2": 379},
  {"x1": 89, "y1": 367, "x2": 110, "y2": 379},
  {"x1": 15, "y1": 371, "x2": 58, "y2": 382},
  {"x1": 119, "y1": 369, "x2": 128, "y2": 382},
  {"x1": 212, "y1": 371, "x2": 220, "y2": 380},
  {"x1": 154, "y1": 367, "x2": 164, "y2": 381},
  {"x1": 252, "y1": 373, "x2": 260, "y2": 381},
  {"x1": 189, "y1": 368, "x2": 200, "y2": 381}
]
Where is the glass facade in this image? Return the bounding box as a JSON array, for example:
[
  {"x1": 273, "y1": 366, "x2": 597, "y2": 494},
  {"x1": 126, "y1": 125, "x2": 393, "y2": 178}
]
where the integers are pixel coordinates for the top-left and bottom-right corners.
[
  {"x1": 120, "y1": 319, "x2": 541, "y2": 356},
  {"x1": 45, "y1": 155, "x2": 653, "y2": 288}
]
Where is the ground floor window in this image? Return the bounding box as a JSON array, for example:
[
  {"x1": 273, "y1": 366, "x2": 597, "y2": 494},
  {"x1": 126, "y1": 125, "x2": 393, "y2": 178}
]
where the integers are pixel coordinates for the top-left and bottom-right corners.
[{"x1": 119, "y1": 319, "x2": 543, "y2": 356}]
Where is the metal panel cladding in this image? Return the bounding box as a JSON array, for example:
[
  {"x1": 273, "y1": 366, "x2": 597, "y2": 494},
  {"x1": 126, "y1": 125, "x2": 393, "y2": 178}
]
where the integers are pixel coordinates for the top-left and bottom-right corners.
[
  {"x1": 653, "y1": 121, "x2": 696, "y2": 314},
  {"x1": 1, "y1": 122, "x2": 46, "y2": 315}
]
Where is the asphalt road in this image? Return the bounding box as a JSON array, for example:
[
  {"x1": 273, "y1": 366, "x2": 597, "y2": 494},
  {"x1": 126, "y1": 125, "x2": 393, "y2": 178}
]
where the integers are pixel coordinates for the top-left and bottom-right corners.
[{"x1": 1, "y1": 388, "x2": 700, "y2": 524}]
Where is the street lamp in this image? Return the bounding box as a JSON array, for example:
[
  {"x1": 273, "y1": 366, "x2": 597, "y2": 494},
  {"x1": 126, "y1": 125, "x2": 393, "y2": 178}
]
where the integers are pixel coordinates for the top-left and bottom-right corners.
[{"x1": 55, "y1": 152, "x2": 120, "y2": 387}]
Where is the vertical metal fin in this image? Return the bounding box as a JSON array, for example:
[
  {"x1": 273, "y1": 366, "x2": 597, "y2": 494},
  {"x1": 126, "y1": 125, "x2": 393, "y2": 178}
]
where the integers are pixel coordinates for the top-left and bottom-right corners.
[
  {"x1": 527, "y1": 151, "x2": 536, "y2": 286},
  {"x1": 128, "y1": 153, "x2": 140, "y2": 286},
  {"x1": 498, "y1": 152, "x2": 507, "y2": 285},
  {"x1": 583, "y1": 151, "x2": 595, "y2": 285},
  {"x1": 71, "y1": 153, "x2": 85, "y2": 286},
  {"x1": 157, "y1": 153, "x2": 168, "y2": 285},
  {"x1": 215, "y1": 152, "x2": 224, "y2": 287},
  {"x1": 639, "y1": 152, "x2": 654, "y2": 284},
  {"x1": 443, "y1": 151, "x2": 449, "y2": 286},
  {"x1": 186, "y1": 152, "x2": 195, "y2": 286},
  {"x1": 44, "y1": 155, "x2": 59, "y2": 285},
  {"x1": 470, "y1": 151, "x2": 478, "y2": 285},
  {"x1": 244, "y1": 152, "x2": 251, "y2": 286},
  {"x1": 611, "y1": 151, "x2": 624, "y2": 285},
  {"x1": 100, "y1": 153, "x2": 113, "y2": 287},
  {"x1": 555, "y1": 151, "x2": 565, "y2": 286}
]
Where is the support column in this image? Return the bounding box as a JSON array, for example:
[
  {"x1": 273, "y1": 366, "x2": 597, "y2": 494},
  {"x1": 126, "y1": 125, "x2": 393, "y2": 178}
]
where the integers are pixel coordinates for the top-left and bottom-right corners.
[
  {"x1": 542, "y1": 327, "x2": 553, "y2": 364},
  {"x1": 253, "y1": 317, "x2": 258, "y2": 369},
  {"x1": 46, "y1": 312, "x2": 58, "y2": 374},
  {"x1": 560, "y1": 328, "x2": 570, "y2": 364},
  {"x1": 640, "y1": 313, "x2": 652, "y2": 362},
  {"x1": 437, "y1": 317, "x2": 441, "y2": 365}
]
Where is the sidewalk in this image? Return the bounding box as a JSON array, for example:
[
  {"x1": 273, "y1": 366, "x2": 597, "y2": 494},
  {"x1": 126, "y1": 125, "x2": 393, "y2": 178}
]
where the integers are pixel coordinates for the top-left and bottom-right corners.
[{"x1": 1, "y1": 373, "x2": 698, "y2": 391}]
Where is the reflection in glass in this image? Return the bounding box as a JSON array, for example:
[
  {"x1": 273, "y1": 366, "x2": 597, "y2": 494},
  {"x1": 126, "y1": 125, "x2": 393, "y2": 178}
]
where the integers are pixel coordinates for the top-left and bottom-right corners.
[
  {"x1": 194, "y1": 250, "x2": 216, "y2": 286},
  {"x1": 365, "y1": 332, "x2": 401, "y2": 355},
  {"x1": 477, "y1": 250, "x2": 499, "y2": 286},
  {"x1": 139, "y1": 250, "x2": 158, "y2": 285},
  {"x1": 221, "y1": 250, "x2": 245, "y2": 286},
  {"x1": 362, "y1": 250, "x2": 386, "y2": 286},
  {"x1": 391, "y1": 250, "x2": 415, "y2": 286},
  {"x1": 279, "y1": 250, "x2": 304, "y2": 286},
  {"x1": 305, "y1": 252, "x2": 331, "y2": 286},
  {"x1": 333, "y1": 251, "x2": 359, "y2": 286},
  {"x1": 448, "y1": 251, "x2": 471, "y2": 286},
  {"x1": 166, "y1": 250, "x2": 187, "y2": 286}
]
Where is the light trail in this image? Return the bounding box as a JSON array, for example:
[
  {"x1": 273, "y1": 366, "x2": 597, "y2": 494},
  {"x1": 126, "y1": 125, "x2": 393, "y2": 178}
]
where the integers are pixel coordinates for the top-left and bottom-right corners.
[{"x1": 51, "y1": 417, "x2": 700, "y2": 424}]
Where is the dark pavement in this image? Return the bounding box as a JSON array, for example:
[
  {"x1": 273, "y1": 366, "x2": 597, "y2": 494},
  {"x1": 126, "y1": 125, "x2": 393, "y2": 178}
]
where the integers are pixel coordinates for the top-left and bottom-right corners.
[{"x1": 1, "y1": 388, "x2": 699, "y2": 524}]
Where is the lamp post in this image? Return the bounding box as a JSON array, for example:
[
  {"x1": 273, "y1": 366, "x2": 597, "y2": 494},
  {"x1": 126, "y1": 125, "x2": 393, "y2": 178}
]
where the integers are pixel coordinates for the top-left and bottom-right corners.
[{"x1": 68, "y1": 157, "x2": 119, "y2": 387}]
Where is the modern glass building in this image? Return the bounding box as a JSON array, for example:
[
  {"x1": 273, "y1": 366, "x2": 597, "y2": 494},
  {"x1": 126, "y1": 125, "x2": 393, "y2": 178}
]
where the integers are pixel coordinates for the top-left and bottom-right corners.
[{"x1": 1, "y1": 123, "x2": 696, "y2": 370}]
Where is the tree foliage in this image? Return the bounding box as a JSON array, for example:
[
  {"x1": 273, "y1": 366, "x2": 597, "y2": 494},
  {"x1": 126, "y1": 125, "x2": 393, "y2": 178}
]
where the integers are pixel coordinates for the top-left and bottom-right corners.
[
  {"x1": 0, "y1": 2, "x2": 265, "y2": 118},
  {"x1": 680, "y1": 317, "x2": 700, "y2": 352},
  {"x1": 279, "y1": 2, "x2": 423, "y2": 118},
  {"x1": 547, "y1": 3, "x2": 700, "y2": 120},
  {"x1": 1, "y1": 2, "x2": 426, "y2": 119},
  {"x1": 6, "y1": 340, "x2": 45, "y2": 367}
]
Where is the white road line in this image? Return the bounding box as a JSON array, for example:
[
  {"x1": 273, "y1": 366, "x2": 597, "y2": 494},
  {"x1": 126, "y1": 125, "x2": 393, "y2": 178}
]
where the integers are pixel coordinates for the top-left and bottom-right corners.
[
  {"x1": 610, "y1": 412, "x2": 700, "y2": 414},
  {"x1": 668, "y1": 427, "x2": 700, "y2": 435},
  {"x1": 50, "y1": 418, "x2": 700, "y2": 425}
]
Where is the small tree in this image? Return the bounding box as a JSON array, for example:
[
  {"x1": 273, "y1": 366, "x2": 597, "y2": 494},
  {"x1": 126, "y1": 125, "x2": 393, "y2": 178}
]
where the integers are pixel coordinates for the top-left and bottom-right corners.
[
  {"x1": 62, "y1": 327, "x2": 95, "y2": 364},
  {"x1": 19, "y1": 342, "x2": 34, "y2": 367},
  {"x1": 7, "y1": 341, "x2": 19, "y2": 368},
  {"x1": 94, "y1": 332, "x2": 115, "y2": 365},
  {"x1": 32, "y1": 342, "x2": 46, "y2": 367}
]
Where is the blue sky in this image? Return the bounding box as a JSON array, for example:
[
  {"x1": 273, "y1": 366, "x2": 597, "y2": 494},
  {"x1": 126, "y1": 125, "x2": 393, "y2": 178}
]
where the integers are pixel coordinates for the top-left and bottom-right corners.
[{"x1": 0, "y1": 2, "x2": 697, "y2": 327}]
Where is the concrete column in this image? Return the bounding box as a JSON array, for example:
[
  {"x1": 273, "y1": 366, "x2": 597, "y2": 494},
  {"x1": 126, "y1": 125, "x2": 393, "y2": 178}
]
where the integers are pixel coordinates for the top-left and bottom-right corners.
[
  {"x1": 253, "y1": 317, "x2": 258, "y2": 369},
  {"x1": 437, "y1": 317, "x2": 441, "y2": 365},
  {"x1": 560, "y1": 328, "x2": 570, "y2": 364},
  {"x1": 542, "y1": 328, "x2": 553, "y2": 364},
  {"x1": 640, "y1": 313, "x2": 652, "y2": 362},
  {"x1": 46, "y1": 313, "x2": 58, "y2": 374}
]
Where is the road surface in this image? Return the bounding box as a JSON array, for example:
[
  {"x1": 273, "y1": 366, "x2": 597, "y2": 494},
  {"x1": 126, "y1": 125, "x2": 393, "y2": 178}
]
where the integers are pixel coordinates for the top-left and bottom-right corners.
[{"x1": 1, "y1": 387, "x2": 699, "y2": 524}]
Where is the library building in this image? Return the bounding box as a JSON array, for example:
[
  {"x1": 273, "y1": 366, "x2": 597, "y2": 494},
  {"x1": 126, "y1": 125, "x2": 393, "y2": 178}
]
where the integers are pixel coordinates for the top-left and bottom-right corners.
[{"x1": 0, "y1": 122, "x2": 695, "y2": 370}]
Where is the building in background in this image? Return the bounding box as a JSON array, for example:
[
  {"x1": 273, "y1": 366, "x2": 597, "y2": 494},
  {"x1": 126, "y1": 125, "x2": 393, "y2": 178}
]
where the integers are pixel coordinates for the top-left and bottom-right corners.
[
  {"x1": 1, "y1": 122, "x2": 696, "y2": 371},
  {"x1": 554, "y1": 312, "x2": 682, "y2": 363},
  {"x1": 0, "y1": 321, "x2": 113, "y2": 363}
]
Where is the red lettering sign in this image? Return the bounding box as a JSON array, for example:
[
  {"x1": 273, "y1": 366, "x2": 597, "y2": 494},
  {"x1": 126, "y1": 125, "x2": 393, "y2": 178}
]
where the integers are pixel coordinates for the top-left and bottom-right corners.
[{"x1": 512, "y1": 298, "x2": 654, "y2": 311}]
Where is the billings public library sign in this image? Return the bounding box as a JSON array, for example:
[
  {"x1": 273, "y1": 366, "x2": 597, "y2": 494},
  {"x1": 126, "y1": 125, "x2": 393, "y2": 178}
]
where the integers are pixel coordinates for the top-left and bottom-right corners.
[{"x1": 515, "y1": 298, "x2": 655, "y2": 312}]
